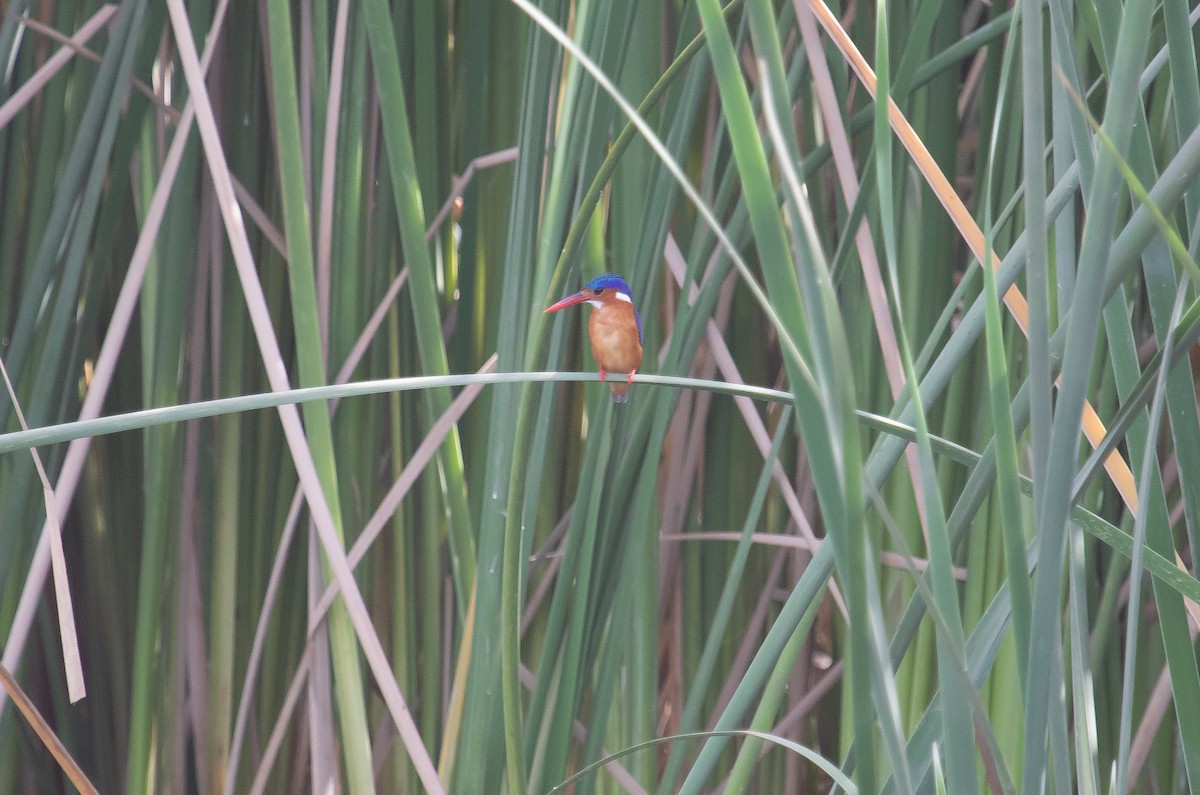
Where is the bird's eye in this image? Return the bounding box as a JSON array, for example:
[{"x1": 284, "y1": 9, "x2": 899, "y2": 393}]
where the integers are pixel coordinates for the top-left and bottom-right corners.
[{"x1": 590, "y1": 288, "x2": 602, "y2": 295}]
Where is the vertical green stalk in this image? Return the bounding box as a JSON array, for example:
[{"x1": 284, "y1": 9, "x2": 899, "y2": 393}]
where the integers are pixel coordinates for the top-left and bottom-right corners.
[
  {"x1": 457, "y1": 1, "x2": 563, "y2": 790},
  {"x1": 1020, "y1": 1, "x2": 1153, "y2": 788},
  {"x1": 363, "y1": 0, "x2": 476, "y2": 611},
  {"x1": 263, "y1": 1, "x2": 373, "y2": 790},
  {"x1": 870, "y1": 1, "x2": 974, "y2": 788},
  {"x1": 679, "y1": 0, "x2": 869, "y2": 788},
  {"x1": 979, "y1": 188, "x2": 1032, "y2": 690},
  {"x1": 500, "y1": 384, "x2": 541, "y2": 795},
  {"x1": 207, "y1": 305, "x2": 243, "y2": 787},
  {"x1": 1020, "y1": 0, "x2": 1053, "y2": 616}
]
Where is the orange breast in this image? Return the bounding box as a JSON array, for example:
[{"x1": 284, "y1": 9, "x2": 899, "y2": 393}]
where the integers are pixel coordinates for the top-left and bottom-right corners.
[{"x1": 588, "y1": 304, "x2": 643, "y2": 374}]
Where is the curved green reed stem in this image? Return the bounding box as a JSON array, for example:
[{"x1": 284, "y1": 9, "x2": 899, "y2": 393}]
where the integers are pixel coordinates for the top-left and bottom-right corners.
[
  {"x1": 550, "y1": 730, "x2": 857, "y2": 795},
  {"x1": 5, "y1": 371, "x2": 1195, "y2": 615},
  {"x1": 0, "y1": 373, "x2": 790, "y2": 455}
]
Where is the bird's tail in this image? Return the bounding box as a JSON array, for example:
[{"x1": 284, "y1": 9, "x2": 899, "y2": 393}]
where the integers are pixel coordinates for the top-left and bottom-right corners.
[{"x1": 609, "y1": 382, "x2": 630, "y2": 403}]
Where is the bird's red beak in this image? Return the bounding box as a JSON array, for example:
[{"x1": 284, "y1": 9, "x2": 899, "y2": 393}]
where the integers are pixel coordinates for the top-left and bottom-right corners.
[{"x1": 544, "y1": 292, "x2": 589, "y2": 313}]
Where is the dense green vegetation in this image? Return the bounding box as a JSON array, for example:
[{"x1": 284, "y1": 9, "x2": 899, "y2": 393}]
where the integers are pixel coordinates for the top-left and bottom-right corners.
[{"x1": 1, "y1": 0, "x2": 1199, "y2": 792}]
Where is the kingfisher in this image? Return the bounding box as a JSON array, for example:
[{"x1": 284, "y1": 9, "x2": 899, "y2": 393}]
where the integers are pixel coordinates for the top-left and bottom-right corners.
[{"x1": 544, "y1": 273, "x2": 644, "y2": 403}]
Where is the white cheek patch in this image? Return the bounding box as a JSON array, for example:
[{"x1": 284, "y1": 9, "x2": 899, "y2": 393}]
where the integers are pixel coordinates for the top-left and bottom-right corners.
[
  {"x1": 614, "y1": 291, "x2": 632, "y2": 304},
  {"x1": 587, "y1": 299, "x2": 603, "y2": 308}
]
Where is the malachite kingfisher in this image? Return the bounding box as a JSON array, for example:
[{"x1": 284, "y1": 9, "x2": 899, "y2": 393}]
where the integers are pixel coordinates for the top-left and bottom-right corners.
[{"x1": 545, "y1": 273, "x2": 644, "y2": 403}]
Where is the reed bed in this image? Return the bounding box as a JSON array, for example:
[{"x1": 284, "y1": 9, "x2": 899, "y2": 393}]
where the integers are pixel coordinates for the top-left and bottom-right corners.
[{"x1": 1, "y1": 0, "x2": 1198, "y2": 792}]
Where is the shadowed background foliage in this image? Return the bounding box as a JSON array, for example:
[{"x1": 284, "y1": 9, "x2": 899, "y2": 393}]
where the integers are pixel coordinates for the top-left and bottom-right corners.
[{"x1": 1, "y1": 0, "x2": 1200, "y2": 793}]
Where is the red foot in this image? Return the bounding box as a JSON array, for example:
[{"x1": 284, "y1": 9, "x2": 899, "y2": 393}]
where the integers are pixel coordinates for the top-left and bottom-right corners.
[
  {"x1": 626, "y1": 369, "x2": 636, "y2": 385},
  {"x1": 599, "y1": 368, "x2": 607, "y2": 383}
]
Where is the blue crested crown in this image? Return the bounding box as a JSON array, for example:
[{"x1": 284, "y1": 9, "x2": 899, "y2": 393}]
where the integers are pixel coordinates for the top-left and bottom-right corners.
[
  {"x1": 584, "y1": 273, "x2": 633, "y2": 294},
  {"x1": 584, "y1": 273, "x2": 642, "y2": 343}
]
